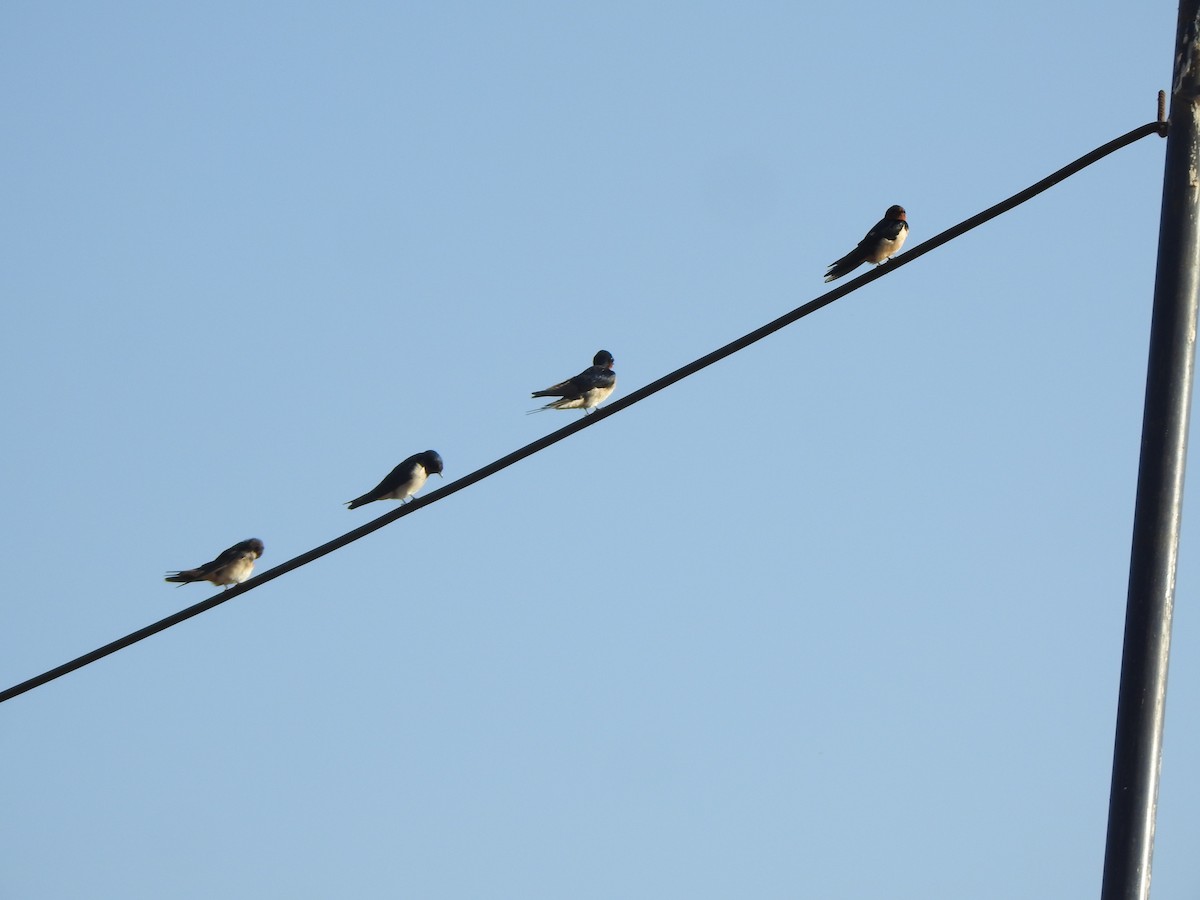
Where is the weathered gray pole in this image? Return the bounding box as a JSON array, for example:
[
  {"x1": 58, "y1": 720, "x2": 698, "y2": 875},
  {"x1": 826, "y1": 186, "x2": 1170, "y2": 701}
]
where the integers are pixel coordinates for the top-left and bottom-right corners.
[{"x1": 1100, "y1": 5, "x2": 1200, "y2": 899}]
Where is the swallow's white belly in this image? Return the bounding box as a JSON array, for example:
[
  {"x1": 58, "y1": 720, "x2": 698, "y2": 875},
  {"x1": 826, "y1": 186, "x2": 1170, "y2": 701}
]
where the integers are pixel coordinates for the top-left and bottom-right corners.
[
  {"x1": 215, "y1": 555, "x2": 256, "y2": 585},
  {"x1": 581, "y1": 383, "x2": 616, "y2": 409},
  {"x1": 384, "y1": 467, "x2": 427, "y2": 501},
  {"x1": 866, "y1": 228, "x2": 907, "y2": 264}
]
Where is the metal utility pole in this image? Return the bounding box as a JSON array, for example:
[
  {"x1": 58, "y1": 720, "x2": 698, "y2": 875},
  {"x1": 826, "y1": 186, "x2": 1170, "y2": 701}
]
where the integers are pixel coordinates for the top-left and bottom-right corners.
[{"x1": 1100, "y1": 4, "x2": 1200, "y2": 898}]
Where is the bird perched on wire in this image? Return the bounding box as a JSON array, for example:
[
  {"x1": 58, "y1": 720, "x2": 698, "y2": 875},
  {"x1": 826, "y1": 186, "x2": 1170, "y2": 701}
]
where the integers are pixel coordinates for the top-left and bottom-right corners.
[
  {"x1": 165, "y1": 538, "x2": 265, "y2": 588},
  {"x1": 529, "y1": 350, "x2": 616, "y2": 414},
  {"x1": 824, "y1": 205, "x2": 908, "y2": 282},
  {"x1": 346, "y1": 450, "x2": 444, "y2": 510}
]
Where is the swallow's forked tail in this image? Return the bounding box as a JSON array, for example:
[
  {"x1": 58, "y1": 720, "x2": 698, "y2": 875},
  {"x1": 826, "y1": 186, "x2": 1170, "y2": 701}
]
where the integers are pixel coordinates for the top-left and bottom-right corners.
[{"x1": 824, "y1": 250, "x2": 864, "y2": 283}]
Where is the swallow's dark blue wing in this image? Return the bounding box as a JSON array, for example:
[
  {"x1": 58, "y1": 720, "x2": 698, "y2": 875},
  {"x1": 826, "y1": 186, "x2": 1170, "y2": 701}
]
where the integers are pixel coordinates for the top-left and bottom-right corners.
[
  {"x1": 863, "y1": 217, "x2": 907, "y2": 245},
  {"x1": 533, "y1": 365, "x2": 613, "y2": 400}
]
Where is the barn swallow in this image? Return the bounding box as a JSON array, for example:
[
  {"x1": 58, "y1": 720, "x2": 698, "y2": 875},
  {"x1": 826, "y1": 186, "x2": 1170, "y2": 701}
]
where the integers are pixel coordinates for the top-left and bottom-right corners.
[
  {"x1": 347, "y1": 449, "x2": 444, "y2": 510},
  {"x1": 165, "y1": 538, "x2": 264, "y2": 588},
  {"x1": 529, "y1": 350, "x2": 617, "y2": 414},
  {"x1": 824, "y1": 205, "x2": 909, "y2": 282}
]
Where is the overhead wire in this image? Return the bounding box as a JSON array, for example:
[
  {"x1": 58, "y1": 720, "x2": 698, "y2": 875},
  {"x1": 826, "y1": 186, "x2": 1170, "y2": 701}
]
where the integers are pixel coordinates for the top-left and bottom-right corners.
[{"x1": 0, "y1": 119, "x2": 1166, "y2": 706}]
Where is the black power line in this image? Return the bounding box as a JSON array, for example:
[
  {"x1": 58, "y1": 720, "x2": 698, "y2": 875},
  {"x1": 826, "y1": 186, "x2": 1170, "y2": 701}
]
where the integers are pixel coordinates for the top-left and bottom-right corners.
[{"x1": 0, "y1": 119, "x2": 1165, "y2": 706}]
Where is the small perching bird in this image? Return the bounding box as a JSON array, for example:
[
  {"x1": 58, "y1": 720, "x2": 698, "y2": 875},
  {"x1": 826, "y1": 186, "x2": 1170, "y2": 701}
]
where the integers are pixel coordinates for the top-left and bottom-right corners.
[
  {"x1": 346, "y1": 450, "x2": 444, "y2": 510},
  {"x1": 165, "y1": 538, "x2": 265, "y2": 589},
  {"x1": 824, "y1": 205, "x2": 909, "y2": 282},
  {"x1": 529, "y1": 350, "x2": 616, "y2": 414}
]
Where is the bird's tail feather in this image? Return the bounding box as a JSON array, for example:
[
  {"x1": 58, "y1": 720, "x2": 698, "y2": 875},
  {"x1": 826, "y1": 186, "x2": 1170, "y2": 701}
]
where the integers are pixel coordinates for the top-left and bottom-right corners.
[{"x1": 824, "y1": 251, "x2": 864, "y2": 283}]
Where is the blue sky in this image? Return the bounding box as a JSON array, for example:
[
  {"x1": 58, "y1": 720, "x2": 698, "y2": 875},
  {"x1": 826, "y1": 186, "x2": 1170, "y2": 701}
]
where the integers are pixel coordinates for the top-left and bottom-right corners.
[{"x1": 2, "y1": 2, "x2": 1196, "y2": 898}]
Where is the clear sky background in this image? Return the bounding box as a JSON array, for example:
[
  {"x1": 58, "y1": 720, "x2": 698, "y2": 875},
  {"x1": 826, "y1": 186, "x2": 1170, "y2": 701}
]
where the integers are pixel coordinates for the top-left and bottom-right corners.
[{"x1": 2, "y1": 2, "x2": 1196, "y2": 898}]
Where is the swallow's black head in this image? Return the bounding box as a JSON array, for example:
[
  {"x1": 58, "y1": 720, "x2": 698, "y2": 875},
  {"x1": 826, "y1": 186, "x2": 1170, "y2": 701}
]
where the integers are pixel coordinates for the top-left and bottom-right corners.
[
  {"x1": 238, "y1": 539, "x2": 265, "y2": 559},
  {"x1": 885, "y1": 205, "x2": 906, "y2": 221},
  {"x1": 593, "y1": 350, "x2": 615, "y2": 368},
  {"x1": 421, "y1": 450, "x2": 444, "y2": 476}
]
